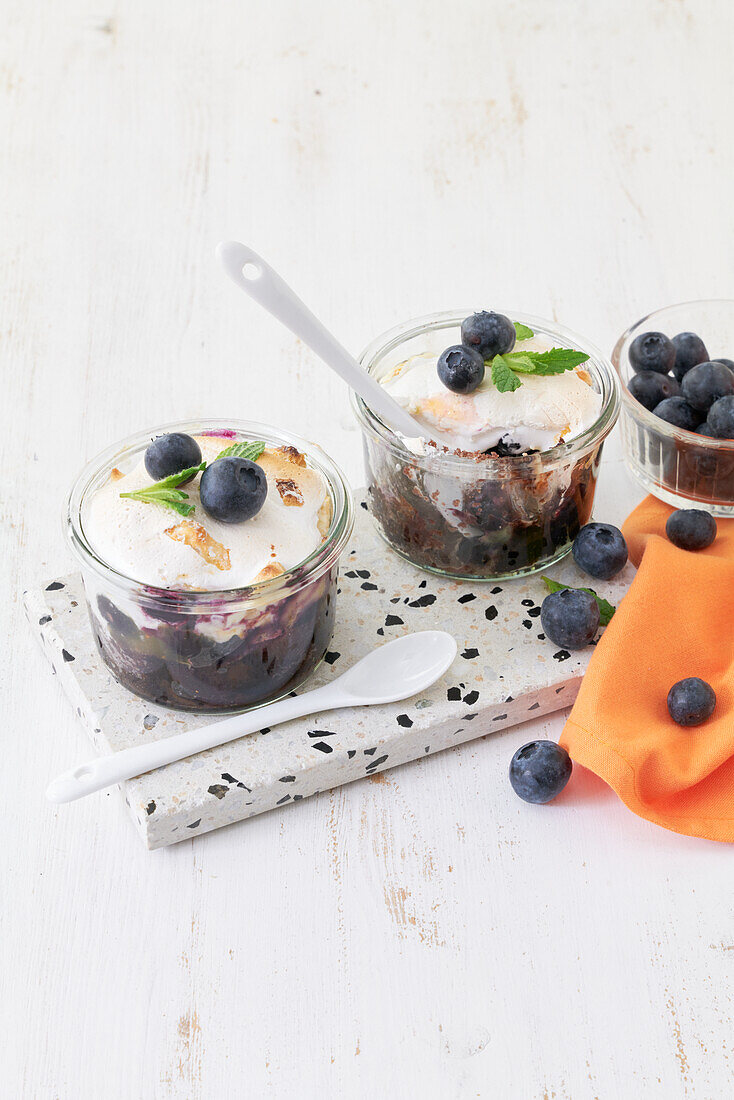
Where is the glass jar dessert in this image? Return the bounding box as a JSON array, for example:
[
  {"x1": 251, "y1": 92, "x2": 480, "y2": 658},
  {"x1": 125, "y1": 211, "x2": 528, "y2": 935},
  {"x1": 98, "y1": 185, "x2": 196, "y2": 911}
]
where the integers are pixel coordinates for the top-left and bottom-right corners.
[
  {"x1": 352, "y1": 310, "x2": 620, "y2": 581},
  {"x1": 66, "y1": 419, "x2": 353, "y2": 712}
]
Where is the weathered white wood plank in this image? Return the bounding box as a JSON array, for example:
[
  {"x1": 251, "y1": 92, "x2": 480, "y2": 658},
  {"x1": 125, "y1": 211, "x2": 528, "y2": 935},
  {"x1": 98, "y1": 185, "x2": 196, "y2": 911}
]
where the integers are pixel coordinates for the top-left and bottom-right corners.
[{"x1": 3, "y1": 0, "x2": 734, "y2": 1096}]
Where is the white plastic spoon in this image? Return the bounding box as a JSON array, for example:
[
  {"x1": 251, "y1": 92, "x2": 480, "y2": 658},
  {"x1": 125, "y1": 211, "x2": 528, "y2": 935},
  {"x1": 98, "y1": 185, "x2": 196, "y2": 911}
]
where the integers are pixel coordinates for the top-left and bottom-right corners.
[
  {"x1": 216, "y1": 240, "x2": 433, "y2": 442},
  {"x1": 46, "y1": 631, "x2": 457, "y2": 804}
]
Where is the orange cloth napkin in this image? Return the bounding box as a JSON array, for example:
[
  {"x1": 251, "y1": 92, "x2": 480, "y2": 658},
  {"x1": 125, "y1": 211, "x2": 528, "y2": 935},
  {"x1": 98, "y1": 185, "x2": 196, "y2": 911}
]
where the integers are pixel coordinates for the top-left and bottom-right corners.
[{"x1": 560, "y1": 496, "x2": 734, "y2": 840}]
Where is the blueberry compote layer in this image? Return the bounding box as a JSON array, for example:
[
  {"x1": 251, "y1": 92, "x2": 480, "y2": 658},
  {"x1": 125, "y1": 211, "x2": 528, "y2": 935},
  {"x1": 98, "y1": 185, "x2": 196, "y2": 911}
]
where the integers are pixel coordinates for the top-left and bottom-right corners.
[
  {"x1": 362, "y1": 436, "x2": 599, "y2": 580},
  {"x1": 88, "y1": 567, "x2": 336, "y2": 712}
]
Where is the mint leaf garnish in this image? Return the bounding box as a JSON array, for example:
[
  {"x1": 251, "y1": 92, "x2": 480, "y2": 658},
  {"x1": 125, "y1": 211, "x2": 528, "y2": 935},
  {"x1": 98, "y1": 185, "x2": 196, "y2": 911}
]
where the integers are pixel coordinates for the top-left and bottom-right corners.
[
  {"x1": 541, "y1": 576, "x2": 616, "y2": 626},
  {"x1": 120, "y1": 488, "x2": 196, "y2": 517},
  {"x1": 506, "y1": 347, "x2": 590, "y2": 375},
  {"x1": 120, "y1": 462, "x2": 205, "y2": 517},
  {"x1": 502, "y1": 353, "x2": 537, "y2": 374},
  {"x1": 217, "y1": 441, "x2": 266, "y2": 462},
  {"x1": 146, "y1": 464, "x2": 206, "y2": 490},
  {"x1": 486, "y1": 346, "x2": 590, "y2": 390},
  {"x1": 513, "y1": 321, "x2": 534, "y2": 341},
  {"x1": 491, "y1": 354, "x2": 523, "y2": 393}
]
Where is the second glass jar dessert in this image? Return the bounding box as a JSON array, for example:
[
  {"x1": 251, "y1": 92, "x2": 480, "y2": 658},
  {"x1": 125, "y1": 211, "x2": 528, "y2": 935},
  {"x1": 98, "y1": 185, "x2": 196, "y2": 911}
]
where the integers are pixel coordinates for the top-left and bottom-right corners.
[{"x1": 353, "y1": 310, "x2": 620, "y2": 581}]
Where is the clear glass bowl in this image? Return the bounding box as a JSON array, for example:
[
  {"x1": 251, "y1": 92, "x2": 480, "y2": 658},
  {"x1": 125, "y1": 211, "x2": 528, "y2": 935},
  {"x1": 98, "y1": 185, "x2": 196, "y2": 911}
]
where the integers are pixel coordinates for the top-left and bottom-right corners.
[
  {"x1": 352, "y1": 310, "x2": 620, "y2": 581},
  {"x1": 65, "y1": 419, "x2": 354, "y2": 712},
  {"x1": 612, "y1": 300, "x2": 734, "y2": 515}
]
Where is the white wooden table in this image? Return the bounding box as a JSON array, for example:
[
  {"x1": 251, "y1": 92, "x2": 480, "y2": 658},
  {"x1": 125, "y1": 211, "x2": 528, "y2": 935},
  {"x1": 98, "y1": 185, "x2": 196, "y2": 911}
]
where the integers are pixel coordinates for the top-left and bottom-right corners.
[{"x1": 4, "y1": 1, "x2": 734, "y2": 1096}]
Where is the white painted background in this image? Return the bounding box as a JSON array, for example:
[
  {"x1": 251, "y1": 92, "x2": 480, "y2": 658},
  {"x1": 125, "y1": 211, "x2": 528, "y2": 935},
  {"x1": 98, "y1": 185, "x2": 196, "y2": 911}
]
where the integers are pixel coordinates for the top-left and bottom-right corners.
[{"x1": 4, "y1": 0, "x2": 734, "y2": 1096}]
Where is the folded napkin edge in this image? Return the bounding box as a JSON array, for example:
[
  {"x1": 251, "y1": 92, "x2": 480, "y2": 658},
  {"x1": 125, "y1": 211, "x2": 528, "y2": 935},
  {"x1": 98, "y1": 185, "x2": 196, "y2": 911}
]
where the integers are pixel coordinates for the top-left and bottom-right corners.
[{"x1": 562, "y1": 717, "x2": 734, "y2": 840}]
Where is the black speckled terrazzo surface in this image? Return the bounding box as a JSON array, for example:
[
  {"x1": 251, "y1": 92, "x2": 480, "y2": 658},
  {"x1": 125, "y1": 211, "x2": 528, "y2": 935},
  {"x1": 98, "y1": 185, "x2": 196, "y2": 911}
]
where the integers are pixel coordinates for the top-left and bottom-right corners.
[{"x1": 25, "y1": 492, "x2": 634, "y2": 849}]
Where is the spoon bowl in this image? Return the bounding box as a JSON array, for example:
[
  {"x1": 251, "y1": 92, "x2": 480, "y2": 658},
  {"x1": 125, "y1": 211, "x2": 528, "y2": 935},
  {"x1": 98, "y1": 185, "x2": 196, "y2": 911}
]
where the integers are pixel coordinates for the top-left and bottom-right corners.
[{"x1": 333, "y1": 630, "x2": 457, "y2": 705}]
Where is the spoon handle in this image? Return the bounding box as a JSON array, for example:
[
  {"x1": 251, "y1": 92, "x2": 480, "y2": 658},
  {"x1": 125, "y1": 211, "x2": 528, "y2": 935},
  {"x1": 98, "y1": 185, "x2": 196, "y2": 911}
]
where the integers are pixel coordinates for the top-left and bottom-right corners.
[
  {"x1": 215, "y1": 241, "x2": 424, "y2": 440},
  {"x1": 45, "y1": 684, "x2": 336, "y2": 804}
]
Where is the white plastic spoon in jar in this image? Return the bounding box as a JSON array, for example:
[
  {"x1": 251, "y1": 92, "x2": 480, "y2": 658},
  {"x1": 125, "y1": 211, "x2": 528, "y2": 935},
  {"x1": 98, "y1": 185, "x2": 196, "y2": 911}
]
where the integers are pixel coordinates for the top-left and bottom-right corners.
[
  {"x1": 215, "y1": 240, "x2": 451, "y2": 447},
  {"x1": 45, "y1": 631, "x2": 457, "y2": 804}
]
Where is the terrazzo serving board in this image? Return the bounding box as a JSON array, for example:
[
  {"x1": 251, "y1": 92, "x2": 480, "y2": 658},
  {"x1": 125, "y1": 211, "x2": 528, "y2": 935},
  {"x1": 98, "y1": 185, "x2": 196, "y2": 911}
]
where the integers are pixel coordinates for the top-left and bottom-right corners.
[{"x1": 26, "y1": 493, "x2": 634, "y2": 849}]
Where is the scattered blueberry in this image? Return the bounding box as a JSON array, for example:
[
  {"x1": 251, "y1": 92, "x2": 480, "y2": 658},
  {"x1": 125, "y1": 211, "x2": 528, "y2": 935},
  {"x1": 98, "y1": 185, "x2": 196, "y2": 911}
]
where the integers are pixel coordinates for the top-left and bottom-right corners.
[
  {"x1": 671, "y1": 332, "x2": 709, "y2": 381},
  {"x1": 629, "y1": 331, "x2": 676, "y2": 375},
  {"x1": 144, "y1": 433, "x2": 202, "y2": 482},
  {"x1": 540, "y1": 588, "x2": 600, "y2": 650},
  {"x1": 572, "y1": 522, "x2": 628, "y2": 580},
  {"x1": 460, "y1": 311, "x2": 516, "y2": 359},
  {"x1": 652, "y1": 396, "x2": 702, "y2": 431},
  {"x1": 437, "y1": 344, "x2": 485, "y2": 394},
  {"x1": 667, "y1": 677, "x2": 716, "y2": 727},
  {"x1": 665, "y1": 508, "x2": 717, "y2": 551},
  {"x1": 680, "y1": 361, "x2": 734, "y2": 412},
  {"x1": 708, "y1": 395, "x2": 734, "y2": 438},
  {"x1": 509, "y1": 740, "x2": 573, "y2": 804},
  {"x1": 199, "y1": 457, "x2": 267, "y2": 523},
  {"x1": 627, "y1": 370, "x2": 680, "y2": 411},
  {"x1": 714, "y1": 357, "x2": 734, "y2": 371}
]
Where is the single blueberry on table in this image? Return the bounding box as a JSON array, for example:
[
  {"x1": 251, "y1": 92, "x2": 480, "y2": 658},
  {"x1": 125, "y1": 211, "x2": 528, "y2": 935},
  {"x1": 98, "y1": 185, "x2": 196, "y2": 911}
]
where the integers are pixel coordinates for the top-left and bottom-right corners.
[
  {"x1": 627, "y1": 370, "x2": 680, "y2": 411},
  {"x1": 665, "y1": 509, "x2": 717, "y2": 551},
  {"x1": 628, "y1": 331, "x2": 676, "y2": 375},
  {"x1": 540, "y1": 588, "x2": 600, "y2": 650},
  {"x1": 708, "y1": 395, "x2": 734, "y2": 438},
  {"x1": 671, "y1": 332, "x2": 709, "y2": 381},
  {"x1": 572, "y1": 522, "x2": 628, "y2": 580},
  {"x1": 437, "y1": 344, "x2": 485, "y2": 394},
  {"x1": 144, "y1": 433, "x2": 202, "y2": 483},
  {"x1": 200, "y1": 457, "x2": 268, "y2": 523},
  {"x1": 509, "y1": 740, "x2": 573, "y2": 804},
  {"x1": 652, "y1": 397, "x2": 702, "y2": 431},
  {"x1": 667, "y1": 677, "x2": 716, "y2": 727},
  {"x1": 681, "y1": 361, "x2": 734, "y2": 412},
  {"x1": 460, "y1": 311, "x2": 516, "y2": 359}
]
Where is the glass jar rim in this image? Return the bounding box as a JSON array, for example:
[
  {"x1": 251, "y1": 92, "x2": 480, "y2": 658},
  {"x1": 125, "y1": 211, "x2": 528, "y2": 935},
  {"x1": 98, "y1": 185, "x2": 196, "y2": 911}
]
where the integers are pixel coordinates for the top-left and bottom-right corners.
[
  {"x1": 612, "y1": 298, "x2": 734, "y2": 453},
  {"x1": 352, "y1": 308, "x2": 620, "y2": 470},
  {"x1": 65, "y1": 418, "x2": 355, "y2": 608}
]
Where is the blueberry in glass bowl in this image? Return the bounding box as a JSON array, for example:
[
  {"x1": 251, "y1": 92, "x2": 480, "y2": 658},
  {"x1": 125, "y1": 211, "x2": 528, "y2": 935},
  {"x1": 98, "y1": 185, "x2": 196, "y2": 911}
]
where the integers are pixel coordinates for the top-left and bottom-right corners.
[
  {"x1": 612, "y1": 301, "x2": 734, "y2": 515},
  {"x1": 352, "y1": 310, "x2": 620, "y2": 581},
  {"x1": 65, "y1": 420, "x2": 353, "y2": 712}
]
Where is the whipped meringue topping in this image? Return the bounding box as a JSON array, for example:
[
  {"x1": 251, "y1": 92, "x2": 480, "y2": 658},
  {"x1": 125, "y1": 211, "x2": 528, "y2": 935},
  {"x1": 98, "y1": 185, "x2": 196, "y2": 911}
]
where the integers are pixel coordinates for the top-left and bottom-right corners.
[
  {"x1": 380, "y1": 335, "x2": 602, "y2": 453},
  {"x1": 84, "y1": 434, "x2": 332, "y2": 591}
]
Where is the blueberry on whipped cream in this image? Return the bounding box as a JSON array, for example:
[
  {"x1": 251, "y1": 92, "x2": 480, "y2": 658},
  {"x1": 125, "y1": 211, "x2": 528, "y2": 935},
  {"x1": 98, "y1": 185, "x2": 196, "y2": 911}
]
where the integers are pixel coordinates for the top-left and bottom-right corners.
[
  {"x1": 85, "y1": 434, "x2": 332, "y2": 590},
  {"x1": 461, "y1": 311, "x2": 516, "y2": 359},
  {"x1": 436, "y1": 344, "x2": 485, "y2": 394},
  {"x1": 381, "y1": 313, "x2": 601, "y2": 454},
  {"x1": 145, "y1": 432, "x2": 202, "y2": 482},
  {"x1": 200, "y1": 457, "x2": 268, "y2": 523}
]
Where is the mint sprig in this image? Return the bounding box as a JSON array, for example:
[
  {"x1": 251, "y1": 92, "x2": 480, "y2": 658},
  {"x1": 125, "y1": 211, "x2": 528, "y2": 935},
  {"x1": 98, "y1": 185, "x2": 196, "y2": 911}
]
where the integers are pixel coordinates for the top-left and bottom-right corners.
[
  {"x1": 217, "y1": 441, "x2": 266, "y2": 461},
  {"x1": 488, "y1": 347, "x2": 590, "y2": 393},
  {"x1": 542, "y1": 576, "x2": 616, "y2": 626},
  {"x1": 513, "y1": 321, "x2": 535, "y2": 341},
  {"x1": 120, "y1": 462, "x2": 206, "y2": 517}
]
